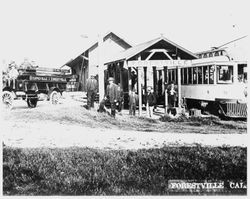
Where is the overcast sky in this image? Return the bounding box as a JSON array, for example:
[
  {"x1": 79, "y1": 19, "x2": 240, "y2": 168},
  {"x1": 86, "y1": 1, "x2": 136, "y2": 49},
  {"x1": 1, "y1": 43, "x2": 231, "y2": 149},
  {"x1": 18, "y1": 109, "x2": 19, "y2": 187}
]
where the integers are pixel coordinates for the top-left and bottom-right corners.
[{"x1": 0, "y1": 0, "x2": 248, "y2": 68}]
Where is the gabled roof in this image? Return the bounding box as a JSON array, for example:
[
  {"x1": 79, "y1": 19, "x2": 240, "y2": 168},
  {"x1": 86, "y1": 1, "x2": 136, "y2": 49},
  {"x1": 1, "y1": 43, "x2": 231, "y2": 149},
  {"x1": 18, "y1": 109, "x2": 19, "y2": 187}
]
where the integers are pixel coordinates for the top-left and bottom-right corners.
[
  {"x1": 105, "y1": 36, "x2": 198, "y2": 64},
  {"x1": 62, "y1": 31, "x2": 132, "y2": 68}
]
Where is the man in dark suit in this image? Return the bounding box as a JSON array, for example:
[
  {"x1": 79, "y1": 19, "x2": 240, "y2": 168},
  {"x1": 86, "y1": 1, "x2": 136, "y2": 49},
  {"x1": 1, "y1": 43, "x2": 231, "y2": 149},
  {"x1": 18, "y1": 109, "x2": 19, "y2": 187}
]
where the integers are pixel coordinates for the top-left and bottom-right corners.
[
  {"x1": 167, "y1": 81, "x2": 178, "y2": 108},
  {"x1": 98, "y1": 77, "x2": 118, "y2": 117},
  {"x1": 117, "y1": 83, "x2": 124, "y2": 112},
  {"x1": 129, "y1": 88, "x2": 138, "y2": 116},
  {"x1": 86, "y1": 75, "x2": 98, "y2": 109}
]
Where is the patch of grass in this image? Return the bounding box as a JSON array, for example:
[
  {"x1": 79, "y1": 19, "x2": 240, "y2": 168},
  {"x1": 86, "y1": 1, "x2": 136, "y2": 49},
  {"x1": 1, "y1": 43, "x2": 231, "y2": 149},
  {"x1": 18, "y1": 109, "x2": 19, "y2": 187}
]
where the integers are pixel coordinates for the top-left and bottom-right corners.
[
  {"x1": 3, "y1": 145, "x2": 246, "y2": 195},
  {"x1": 159, "y1": 114, "x2": 247, "y2": 130}
]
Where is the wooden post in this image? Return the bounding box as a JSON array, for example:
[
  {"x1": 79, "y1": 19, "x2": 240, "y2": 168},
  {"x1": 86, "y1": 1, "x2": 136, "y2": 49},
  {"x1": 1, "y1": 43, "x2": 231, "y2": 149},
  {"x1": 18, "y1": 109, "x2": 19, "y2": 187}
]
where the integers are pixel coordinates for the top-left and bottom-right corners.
[
  {"x1": 144, "y1": 67, "x2": 147, "y2": 95},
  {"x1": 177, "y1": 65, "x2": 181, "y2": 108},
  {"x1": 79, "y1": 58, "x2": 84, "y2": 91},
  {"x1": 233, "y1": 62, "x2": 238, "y2": 83},
  {"x1": 120, "y1": 62, "x2": 123, "y2": 89},
  {"x1": 128, "y1": 66, "x2": 132, "y2": 93},
  {"x1": 144, "y1": 67, "x2": 149, "y2": 117},
  {"x1": 112, "y1": 64, "x2": 116, "y2": 80},
  {"x1": 98, "y1": 34, "x2": 105, "y2": 101},
  {"x1": 163, "y1": 66, "x2": 168, "y2": 113},
  {"x1": 136, "y1": 67, "x2": 139, "y2": 93},
  {"x1": 177, "y1": 56, "x2": 181, "y2": 108},
  {"x1": 153, "y1": 66, "x2": 157, "y2": 94},
  {"x1": 164, "y1": 66, "x2": 168, "y2": 85},
  {"x1": 161, "y1": 69, "x2": 164, "y2": 96},
  {"x1": 138, "y1": 67, "x2": 142, "y2": 117}
]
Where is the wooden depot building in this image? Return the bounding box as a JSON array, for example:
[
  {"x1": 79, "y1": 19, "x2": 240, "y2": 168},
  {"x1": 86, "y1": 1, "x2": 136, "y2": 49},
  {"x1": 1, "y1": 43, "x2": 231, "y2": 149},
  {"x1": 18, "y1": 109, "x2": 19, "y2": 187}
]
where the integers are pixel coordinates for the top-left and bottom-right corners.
[{"x1": 103, "y1": 35, "x2": 198, "y2": 115}]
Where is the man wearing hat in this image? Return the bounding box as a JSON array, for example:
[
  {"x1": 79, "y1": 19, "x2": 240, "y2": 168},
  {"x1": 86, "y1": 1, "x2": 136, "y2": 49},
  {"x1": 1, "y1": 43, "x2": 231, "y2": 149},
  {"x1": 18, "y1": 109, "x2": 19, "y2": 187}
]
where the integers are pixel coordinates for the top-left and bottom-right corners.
[
  {"x1": 129, "y1": 88, "x2": 138, "y2": 116},
  {"x1": 98, "y1": 77, "x2": 118, "y2": 117},
  {"x1": 146, "y1": 86, "x2": 156, "y2": 117},
  {"x1": 167, "y1": 81, "x2": 178, "y2": 108},
  {"x1": 117, "y1": 83, "x2": 124, "y2": 112},
  {"x1": 86, "y1": 75, "x2": 98, "y2": 109}
]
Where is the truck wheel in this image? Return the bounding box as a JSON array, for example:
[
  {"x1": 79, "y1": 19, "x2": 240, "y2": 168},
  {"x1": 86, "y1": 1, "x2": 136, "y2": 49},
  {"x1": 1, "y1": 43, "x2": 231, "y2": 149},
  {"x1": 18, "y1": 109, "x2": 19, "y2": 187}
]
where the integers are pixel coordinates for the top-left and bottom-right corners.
[
  {"x1": 2, "y1": 91, "x2": 13, "y2": 109},
  {"x1": 27, "y1": 98, "x2": 38, "y2": 108},
  {"x1": 50, "y1": 91, "x2": 60, "y2": 105}
]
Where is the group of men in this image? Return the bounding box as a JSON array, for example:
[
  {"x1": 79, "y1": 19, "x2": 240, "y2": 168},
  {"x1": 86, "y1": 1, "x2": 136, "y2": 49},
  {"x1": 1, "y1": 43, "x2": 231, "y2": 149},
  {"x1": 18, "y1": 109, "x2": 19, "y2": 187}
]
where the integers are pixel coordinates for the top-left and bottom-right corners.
[
  {"x1": 85, "y1": 74, "x2": 178, "y2": 118},
  {"x1": 86, "y1": 76, "x2": 124, "y2": 117}
]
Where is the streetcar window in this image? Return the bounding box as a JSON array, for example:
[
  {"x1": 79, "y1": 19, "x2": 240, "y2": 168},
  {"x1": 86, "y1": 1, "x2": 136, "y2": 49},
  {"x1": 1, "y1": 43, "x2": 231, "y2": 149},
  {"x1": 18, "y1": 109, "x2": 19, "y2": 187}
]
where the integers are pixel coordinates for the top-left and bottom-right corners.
[
  {"x1": 193, "y1": 67, "x2": 197, "y2": 84},
  {"x1": 184, "y1": 68, "x2": 188, "y2": 84},
  {"x1": 188, "y1": 67, "x2": 192, "y2": 84},
  {"x1": 198, "y1": 67, "x2": 202, "y2": 84},
  {"x1": 238, "y1": 64, "x2": 247, "y2": 83},
  {"x1": 203, "y1": 54, "x2": 208, "y2": 58},
  {"x1": 209, "y1": 65, "x2": 214, "y2": 84},
  {"x1": 209, "y1": 53, "x2": 213, "y2": 57},
  {"x1": 217, "y1": 65, "x2": 233, "y2": 83},
  {"x1": 203, "y1": 66, "x2": 209, "y2": 84},
  {"x1": 214, "y1": 51, "x2": 219, "y2": 56}
]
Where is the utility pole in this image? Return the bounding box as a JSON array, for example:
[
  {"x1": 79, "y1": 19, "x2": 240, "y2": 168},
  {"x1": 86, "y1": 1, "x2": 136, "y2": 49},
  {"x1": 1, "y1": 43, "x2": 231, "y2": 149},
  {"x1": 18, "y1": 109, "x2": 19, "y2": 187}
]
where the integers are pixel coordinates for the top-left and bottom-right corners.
[{"x1": 98, "y1": 34, "x2": 105, "y2": 101}]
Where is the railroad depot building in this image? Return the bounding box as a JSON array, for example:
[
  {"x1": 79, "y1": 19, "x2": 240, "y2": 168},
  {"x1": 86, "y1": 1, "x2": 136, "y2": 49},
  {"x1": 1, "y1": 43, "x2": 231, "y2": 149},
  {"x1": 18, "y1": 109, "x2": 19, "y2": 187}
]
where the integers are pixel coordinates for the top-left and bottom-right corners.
[
  {"x1": 103, "y1": 36, "x2": 198, "y2": 111},
  {"x1": 62, "y1": 32, "x2": 131, "y2": 91}
]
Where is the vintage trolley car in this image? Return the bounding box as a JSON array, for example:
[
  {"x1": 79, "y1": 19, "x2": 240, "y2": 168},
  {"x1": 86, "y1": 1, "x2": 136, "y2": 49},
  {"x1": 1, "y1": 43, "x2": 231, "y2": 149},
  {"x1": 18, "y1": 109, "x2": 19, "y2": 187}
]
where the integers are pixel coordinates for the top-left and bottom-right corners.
[{"x1": 168, "y1": 56, "x2": 247, "y2": 118}]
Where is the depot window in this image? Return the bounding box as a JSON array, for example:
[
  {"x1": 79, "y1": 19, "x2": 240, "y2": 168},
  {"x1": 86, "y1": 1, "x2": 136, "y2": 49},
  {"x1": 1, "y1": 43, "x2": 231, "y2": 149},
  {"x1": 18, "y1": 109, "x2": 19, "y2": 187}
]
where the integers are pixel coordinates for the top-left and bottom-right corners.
[{"x1": 217, "y1": 65, "x2": 233, "y2": 83}]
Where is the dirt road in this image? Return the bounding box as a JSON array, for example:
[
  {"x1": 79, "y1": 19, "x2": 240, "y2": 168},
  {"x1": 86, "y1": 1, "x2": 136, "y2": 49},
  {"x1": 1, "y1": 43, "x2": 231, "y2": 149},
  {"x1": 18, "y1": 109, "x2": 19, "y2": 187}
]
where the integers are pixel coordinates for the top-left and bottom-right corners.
[{"x1": 2, "y1": 96, "x2": 247, "y2": 149}]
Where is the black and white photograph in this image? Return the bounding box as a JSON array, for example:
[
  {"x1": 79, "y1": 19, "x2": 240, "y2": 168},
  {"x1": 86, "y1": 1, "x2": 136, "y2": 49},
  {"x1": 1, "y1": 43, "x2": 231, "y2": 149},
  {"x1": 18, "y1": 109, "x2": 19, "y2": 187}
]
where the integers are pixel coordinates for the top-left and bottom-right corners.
[{"x1": 0, "y1": 0, "x2": 248, "y2": 197}]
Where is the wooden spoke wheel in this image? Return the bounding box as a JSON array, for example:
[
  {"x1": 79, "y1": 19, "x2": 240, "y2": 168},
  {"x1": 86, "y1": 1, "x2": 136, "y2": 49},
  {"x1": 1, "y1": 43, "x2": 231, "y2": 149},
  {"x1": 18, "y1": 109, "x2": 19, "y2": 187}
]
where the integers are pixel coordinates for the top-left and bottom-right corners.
[
  {"x1": 2, "y1": 91, "x2": 13, "y2": 109},
  {"x1": 27, "y1": 97, "x2": 38, "y2": 108},
  {"x1": 50, "y1": 91, "x2": 61, "y2": 105}
]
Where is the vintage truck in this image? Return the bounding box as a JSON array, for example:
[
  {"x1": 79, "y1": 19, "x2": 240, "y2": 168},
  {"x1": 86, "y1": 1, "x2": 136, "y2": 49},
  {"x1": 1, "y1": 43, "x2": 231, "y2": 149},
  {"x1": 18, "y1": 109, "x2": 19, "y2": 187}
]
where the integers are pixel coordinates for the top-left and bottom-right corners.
[{"x1": 2, "y1": 67, "x2": 71, "y2": 109}]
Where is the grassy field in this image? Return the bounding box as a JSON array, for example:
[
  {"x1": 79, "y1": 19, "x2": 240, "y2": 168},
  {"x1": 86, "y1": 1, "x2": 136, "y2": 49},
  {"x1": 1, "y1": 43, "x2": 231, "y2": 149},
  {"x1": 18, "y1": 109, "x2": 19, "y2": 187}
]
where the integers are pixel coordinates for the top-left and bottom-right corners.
[{"x1": 3, "y1": 145, "x2": 246, "y2": 195}]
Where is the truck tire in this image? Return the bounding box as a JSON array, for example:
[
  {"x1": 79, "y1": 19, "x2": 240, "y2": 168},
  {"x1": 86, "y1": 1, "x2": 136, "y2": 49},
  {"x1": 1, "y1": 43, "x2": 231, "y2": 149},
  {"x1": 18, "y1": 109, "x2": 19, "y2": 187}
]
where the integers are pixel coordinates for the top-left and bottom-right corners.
[
  {"x1": 2, "y1": 91, "x2": 13, "y2": 109},
  {"x1": 27, "y1": 97, "x2": 38, "y2": 108},
  {"x1": 50, "y1": 91, "x2": 60, "y2": 105}
]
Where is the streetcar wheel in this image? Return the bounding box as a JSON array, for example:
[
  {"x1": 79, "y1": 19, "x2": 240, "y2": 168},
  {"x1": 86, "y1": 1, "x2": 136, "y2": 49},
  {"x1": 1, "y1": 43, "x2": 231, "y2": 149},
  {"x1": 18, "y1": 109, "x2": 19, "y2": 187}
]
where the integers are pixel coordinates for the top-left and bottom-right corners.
[
  {"x1": 50, "y1": 91, "x2": 60, "y2": 105},
  {"x1": 2, "y1": 91, "x2": 13, "y2": 109},
  {"x1": 27, "y1": 98, "x2": 38, "y2": 108}
]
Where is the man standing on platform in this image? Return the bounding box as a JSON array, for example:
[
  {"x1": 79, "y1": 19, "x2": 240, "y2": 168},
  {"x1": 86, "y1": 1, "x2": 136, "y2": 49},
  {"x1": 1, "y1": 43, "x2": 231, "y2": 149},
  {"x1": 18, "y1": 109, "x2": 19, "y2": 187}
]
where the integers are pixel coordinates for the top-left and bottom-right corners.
[
  {"x1": 98, "y1": 77, "x2": 118, "y2": 117},
  {"x1": 166, "y1": 81, "x2": 178, "y2": 115},
  {"x1": 86, "y1": 75, "x2": 98, "y2": 109},
  {"x1": 129, "y1": 88, "x2": 138, "y2": 116},
  {"x1": 117, "y1": 83, "x2": 124, "y2": 112},
  {"x1": 106, "y1": 77, "x2": 118, "y2": 117},
  {"x1": 146, "y1": 87, "x2": 156, "y2": 117}
]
